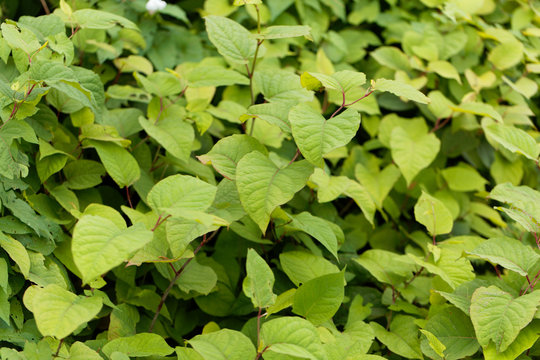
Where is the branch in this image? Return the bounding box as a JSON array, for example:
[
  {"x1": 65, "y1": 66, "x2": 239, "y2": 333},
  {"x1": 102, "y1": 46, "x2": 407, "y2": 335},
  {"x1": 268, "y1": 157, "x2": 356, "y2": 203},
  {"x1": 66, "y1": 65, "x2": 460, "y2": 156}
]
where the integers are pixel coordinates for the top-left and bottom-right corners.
[{"x1": 148, "y1": 230, "x2": 220, "y2": 332}]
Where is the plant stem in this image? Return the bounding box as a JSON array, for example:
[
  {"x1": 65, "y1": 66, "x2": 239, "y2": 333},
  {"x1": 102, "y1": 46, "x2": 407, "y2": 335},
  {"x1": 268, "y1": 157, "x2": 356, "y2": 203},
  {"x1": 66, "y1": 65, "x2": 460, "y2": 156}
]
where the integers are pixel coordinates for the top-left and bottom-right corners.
[
  {"x1": 255, "y1": 307, "x2": 262, "y2": 357},
  {"x1": 125, "y1": 186, "x2": 133, "y2": 208},
  {"x1": 39, "y1": 0, "x2": 50, "y2": 14},
  {"x1": 148, "y1": 230, "x2": 219, "y2": 332},
  {"x1": 287, "y1": 148, "x2": 301, "y2": 165},
  {"x1": 247, "y1": 5, "x2": 263, "y2": 135},
  {"x1": 53, "y1": 339, "x2": 63, "y2": 358}
]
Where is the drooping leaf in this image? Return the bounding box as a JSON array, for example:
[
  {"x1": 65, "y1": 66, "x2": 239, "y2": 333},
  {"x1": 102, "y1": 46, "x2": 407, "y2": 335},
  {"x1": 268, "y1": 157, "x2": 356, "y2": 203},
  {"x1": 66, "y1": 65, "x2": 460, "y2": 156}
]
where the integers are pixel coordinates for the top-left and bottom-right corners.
[
  {"x1": 483, "y1": 121, "x2": 539, "y2": 161},
  {"x1": 242, "y1": 249, "x2": 276, "y2": 308},
  {"x1": 280, "y1": 251, "x2": 340, "y2": 286},
  {"x1": 288, "y1": 212, "x2": 342, "y2": 260},
  {"x1": 86, "y1": 140, "x2": 140, "y2": 188},
  {"x1": 372, "y1": 78, "x2": 430, "y2": 104},
  {"x1": 139, "y1": 116, "x2": 194, "y2": 163},
  {"x1": 467, "y1": 237, "x2": 540, "y2": 276},
  {"x1": 370, "y1": 315, "x2": 423, "y2": 360},
  {"x1": 414, "y1": 191, "x2": 454, "y2": 236}
]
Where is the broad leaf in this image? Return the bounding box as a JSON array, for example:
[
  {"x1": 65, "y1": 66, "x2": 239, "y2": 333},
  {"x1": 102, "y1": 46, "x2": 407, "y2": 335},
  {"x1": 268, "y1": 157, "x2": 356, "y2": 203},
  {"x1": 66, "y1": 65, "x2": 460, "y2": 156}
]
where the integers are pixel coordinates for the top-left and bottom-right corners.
[
  {"x1": 102, "y1": 333, "x2": 174, "y2": 357},
  {"x1": 391, "y1": 126, "x2": 440, "y2": 185},
  {"x1": 147, "y1": 174, "x2": 217, "y2": 217},
  {"x1": 483, "y1": 121, "x2": 539, "y2": 161},
  {"x1": 242, "y1": 248, "x2": 276, "y2": 308},
  {"x1": 467, "y1": 237, "x2": 540, "y2": 276},
  {"x1": 204, "y1": 16, "x2": 257, "y2": 64},
  {"x1": 261, "y1": 317, "x2": 325, "y2": 360},
  {"x1": 372, "y1": 78, "x2": 430, "y2": 104},
  {"x1": 288, "y1": 212, "x2": 342, "y2": 260},
  {"x1": 292, "y1": 271, "x2": 345, "y2": 325},
  {"x1": 197, "y1": 134, "x2": 267, "y2": 180},
  {"x1": 290, "y1": 104, "x2": 361, "y2": 167},
  {"x1": 24, "y1": 284, "x2": 102, "y2": 339},
  {"x1": 72, "y1": 206, "x2": 153, "y2": 284},
  {"x1": 189, "y1": 329, "x2": 256, "y2": 360},
  {"x1": 414, "y1": 191, "x2": 454, "y2": 236},
  {"x1": 236, "y1": 151, "x2": 313, "y2": 233},
  {"x1": 87, "y1": 140, "x2": 140, "y2": 188},
  {"x1": 470, "y1": 286, "x2": 540, "y2": 352}
]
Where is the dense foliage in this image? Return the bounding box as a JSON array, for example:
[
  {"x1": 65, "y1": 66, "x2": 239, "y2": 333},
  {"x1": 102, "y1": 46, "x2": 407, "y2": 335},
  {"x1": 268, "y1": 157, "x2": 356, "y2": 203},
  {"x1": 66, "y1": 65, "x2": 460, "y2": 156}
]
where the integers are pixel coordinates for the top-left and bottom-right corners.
[{"x1": 1, "y1": 0, "x2": 540, "y2": 359}]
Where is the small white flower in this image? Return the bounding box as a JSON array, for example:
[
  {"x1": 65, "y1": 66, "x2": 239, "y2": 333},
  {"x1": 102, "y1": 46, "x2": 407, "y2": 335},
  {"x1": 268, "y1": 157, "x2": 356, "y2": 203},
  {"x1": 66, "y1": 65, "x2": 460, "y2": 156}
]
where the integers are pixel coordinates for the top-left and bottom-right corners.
[{"x1": 146, "y1": 0, "x2": 167, "y2": 14}]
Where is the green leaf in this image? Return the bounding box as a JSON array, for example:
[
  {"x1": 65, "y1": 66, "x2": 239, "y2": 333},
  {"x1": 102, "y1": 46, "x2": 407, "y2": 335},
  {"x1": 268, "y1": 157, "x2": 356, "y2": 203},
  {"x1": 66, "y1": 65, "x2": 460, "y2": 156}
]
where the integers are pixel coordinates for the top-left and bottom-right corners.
[
  {"x1": 261, "y1": 317, "x2": 325, "y2": 360},
  {"x1": 1, "y1": 23, "x2": 40, "y2": 54},
  {"x1": 470, "y1": 286, "x2": 540, "y2": 352},
  {"x1": 69, "y1": 342, "x2": 103, "y2": 360},
  {"x1": 204, "y1": 16, "x2": 257, "y2": 64},
  {"x1": 102, "y1": 333, "x2": 174, "y2": 357},
  {"x1": 483, "y1": 121, "x2": 539, "y2": 161},
  {"x1": 134, "y1": 72, "x2": 184, "y2": 97},
  {"x1": 71, "y1": 9, "x2": 138, "y2": 30},
  {"x1": 483, "y1": 321, "x2": 540, "y2": 360},
  {"x1": 370, "y1": 315, "x2": 423, "y2": 360},
  {"x1": 166, "y1": 218, "x2": 215, "y2": 259},
  {"x1": 371, "y1": 46, "x2": 411, "y2": 72},
  {"x1": 197, "y1": 134, "x2": 267, "y2": 180},
  {"x1": 414, "y1": 191, "x2": 454, "y2": 236},
  {"x1": 488, "y1": 41, "x2": 523, "y2": 70},
  {"x1": 419, "y1": 330, "x2": 446, "y2": 358},
  {"x1": 441, "y1": 164, "x2": 488, "y2": 192},
  {"x1": 257, "y1": 25, "x2": 311, "y2": 39},
  {"x1": 355, "y1": 163, "x2": 400, "y2": 209},
  {"x1": 63, "y1": 160, "x2": 105, "y2": 190},
  {"x1": 450, "y1": 102, "x2": 502, "y2": 122},
  {"x1": 242, "y1": 248, "x2": 276, "y2": 308},
  {"x1": 24, "y1": 284, "x2": 102, "y2": 339},
  {"x1": 147, "y1": 174, "x2": 217, "y2": 217},
  {"x1": 467, "y1": 237, "x2": 540, "y2": 276},
  {"x1": 188, "y1": 329, "x2": 256, "y2": 360},
  {"x1": 288, "y1": 212, "x2": 342, "y2": 260},
  {"x1": 139, "y1": 116, "x2": 194, "y2": 163},
  {"x1": 72, "y1": 206, "x2": 153, "y2": 284},
  {"x1": 420, "y1": 306, "x2": 478, "y2": 360},
  {"x1": 309, "y1": 168, "x2": 376, "y2": 225},
  {"x1": 87, "y1": 140, "x2": 140, "y2": 188},
  {"x1": 427, "y1": 60, "x2": 461, "y2": 83},
  {"x1": 0, "y1": 232, "x2": 30, "y2": 277},
  {"x1": 390, "y1": 126, "x2": 440, "y2": 185},
  {"x1": 247, "y1": 102, "x2": 293, "y2": 134},
  {"x1": 490, "y1": 183, "x2": 540, "y2": 233},
  {"x1": 280, "y1": 251, "x2": 340, "y2": 286},
  {"x1": 290, "y1": 104, "x2": 361, "y2": 167},
  {"x1": 186, "y1": 66, "x2": 249, "y2": 87},
  {"x1": 236, "y1": 151, "x2": 313, "y2": 233},
  {"x1": 292, "y1": 271, "x2": 345, "y2": 325},
  {"x1": 372, "y1": 78, "x2": 430, "y2": 104},
  {"x1": 254, "y1": 69, "x2": 313, "y2": 103},
  {"x1": 354, "y1": 249, "x2": 416, "y2": 286}
]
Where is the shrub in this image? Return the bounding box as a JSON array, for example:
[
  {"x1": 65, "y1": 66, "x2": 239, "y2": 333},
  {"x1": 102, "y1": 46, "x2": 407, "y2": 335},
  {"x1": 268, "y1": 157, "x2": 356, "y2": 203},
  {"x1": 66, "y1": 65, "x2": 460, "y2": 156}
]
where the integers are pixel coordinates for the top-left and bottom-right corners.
[{"x1": 0, "y1": 0, "x2": 540, "y2": 359}]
